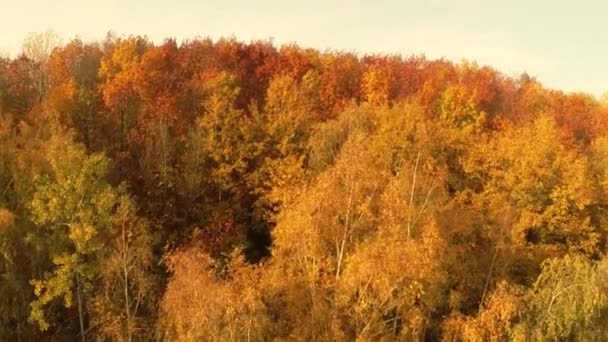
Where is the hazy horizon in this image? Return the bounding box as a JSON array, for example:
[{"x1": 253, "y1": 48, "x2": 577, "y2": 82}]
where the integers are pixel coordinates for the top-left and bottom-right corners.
[{"x1": 2, "y1": 0, "x2": 608, "y2": 97}]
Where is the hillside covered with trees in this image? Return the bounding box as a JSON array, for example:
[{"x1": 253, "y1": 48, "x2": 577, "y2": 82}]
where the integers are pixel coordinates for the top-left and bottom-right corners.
[{"x1": 2, "y1": 32, "x2": 608, "y2": 340}]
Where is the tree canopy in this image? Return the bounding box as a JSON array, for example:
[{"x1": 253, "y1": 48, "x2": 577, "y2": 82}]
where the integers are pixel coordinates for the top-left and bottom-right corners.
[{"x1": 2, "y1": 33, "x2": 608, "y2": 341}]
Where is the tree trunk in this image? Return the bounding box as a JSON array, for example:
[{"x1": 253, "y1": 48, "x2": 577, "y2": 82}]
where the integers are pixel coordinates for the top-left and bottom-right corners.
[
  {"x1": 76, "y1": 273, "x2": 86, "y2": 342},
  {"x1": 122, "y1": 221, "x2": 132, "y2": 342}
]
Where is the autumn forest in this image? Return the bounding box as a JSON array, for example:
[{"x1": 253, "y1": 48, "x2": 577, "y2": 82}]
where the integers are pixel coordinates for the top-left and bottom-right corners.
[{"x1": 2, "y1": 31, "x2": 608, "y2": 341}]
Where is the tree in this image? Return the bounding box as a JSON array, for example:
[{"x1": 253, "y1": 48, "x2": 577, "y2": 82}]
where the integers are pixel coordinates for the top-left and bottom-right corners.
[
  {"x1": 318, "y1": 52, "x2": 361, "y2": 116},
  {"x1": 514, "y1": 255, "x2": 607, "y2": 340},
  {"x1": 0, "y1": 115, "x2": 56, "y2": 341},
  {"x1": 0, "y1": 208, "x2": 33, "y2": 341},
  {"x1": 336, "y1": 219, "x2": 447, "y2": 339},
  {"x1": 159, "y1": 247, "x2": 270, "y2": 341},
  {"x1": 438, "y1": 83, "x2": 487, "y2": 134},
  {"x1": 21, "y1": 30, "x2": 62, "y2": 65},
  {"x1": 98, "y1": 35, "x2": 149, "y2": 155},
  {"x1": 21, "y1": 30, "x2": 62, "y2": 99},
  {"x1": 91, "y1": 196, "x2": 156, "y2": 342},
  {"x1": 46, "y1": 39, "x2": 103, "y2": 148},
  {"x1": 267, "y1": 133, "x2": 385, "y2": 338},
  {"x1": 28, "y1": 138, "x2": 125, "y2": 339},
  {"x1": 441, "y1": 281, "x2": 525, "y2": 342},
  {"x1": 361, "y1": 62, "x2": 392, "y2": 107},
  {"x1": 1, "y1": 57, "x2": 39, "y2": 118},
  {"x1": 177, "y1": 70, "x2": 257, "y2": 256},
  {"x1": 464, "y1": 115, "x2": 600, "y2": 257},
  {"x1": 250, "y1": 70, "x2": 322, "y2": 223}
]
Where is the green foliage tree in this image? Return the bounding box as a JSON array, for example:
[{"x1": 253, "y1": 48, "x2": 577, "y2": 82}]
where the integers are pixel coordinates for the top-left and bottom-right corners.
[
  {"x1": 28, "y1": 139, "x2": 118, "y2": 334},
  {"x1": 514, "y1": 255, "x2": 607, "y2": 340}
]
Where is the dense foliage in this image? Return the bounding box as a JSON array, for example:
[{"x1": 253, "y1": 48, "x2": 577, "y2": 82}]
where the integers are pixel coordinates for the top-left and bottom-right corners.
[{"x1": 2, "y1": 32, "x2": 608, "y2": 340}]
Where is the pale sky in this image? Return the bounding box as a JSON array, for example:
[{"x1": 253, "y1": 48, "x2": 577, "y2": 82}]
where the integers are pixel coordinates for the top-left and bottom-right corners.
[{"x1": 1, "y1": 0, "x2": 606, "y2": 96}]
